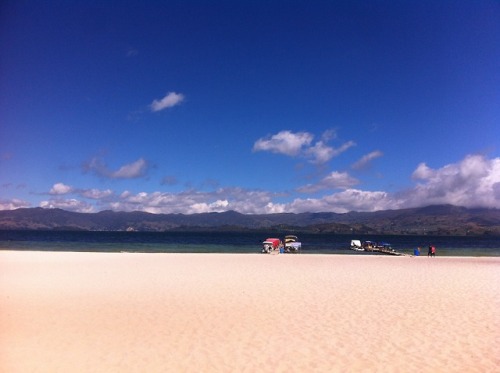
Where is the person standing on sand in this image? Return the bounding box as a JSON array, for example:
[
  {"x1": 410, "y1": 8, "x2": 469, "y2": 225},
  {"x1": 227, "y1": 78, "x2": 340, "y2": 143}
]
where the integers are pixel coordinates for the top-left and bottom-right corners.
[
  {"x1": 431, "y1": 245, "x2": 436, "y2": 257},
  {"x1": 428, "y1": 245, "x2": 432, "y2": 257}
]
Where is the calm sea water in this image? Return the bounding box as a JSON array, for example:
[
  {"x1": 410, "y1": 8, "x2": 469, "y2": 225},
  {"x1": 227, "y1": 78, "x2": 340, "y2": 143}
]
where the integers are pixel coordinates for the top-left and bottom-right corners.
[{"x1": 1, "y1": 230, "x2": 499, "y2": 256}]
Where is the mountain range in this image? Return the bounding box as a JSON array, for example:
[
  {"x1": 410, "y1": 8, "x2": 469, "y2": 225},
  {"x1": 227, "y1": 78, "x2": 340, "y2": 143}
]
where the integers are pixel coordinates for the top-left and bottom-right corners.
[{"x1": 1, "y1": 205, "x2": 499, "y2": 236}]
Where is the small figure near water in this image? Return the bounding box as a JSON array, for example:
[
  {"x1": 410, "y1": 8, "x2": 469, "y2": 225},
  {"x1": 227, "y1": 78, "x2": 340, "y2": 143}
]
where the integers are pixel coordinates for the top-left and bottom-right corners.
[
  {"x1": 428, "y1": 245, "x2": 436, "y2": 257},
  {"x1": 414, "y1": 247, "x2": 420, "y2": 256}
]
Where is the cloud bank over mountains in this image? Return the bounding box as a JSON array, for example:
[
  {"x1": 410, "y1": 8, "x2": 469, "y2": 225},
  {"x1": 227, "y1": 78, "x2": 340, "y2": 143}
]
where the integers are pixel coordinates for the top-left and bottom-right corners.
[{"x1": 2, "y1": 149, "x2": 498, "y2": 214}]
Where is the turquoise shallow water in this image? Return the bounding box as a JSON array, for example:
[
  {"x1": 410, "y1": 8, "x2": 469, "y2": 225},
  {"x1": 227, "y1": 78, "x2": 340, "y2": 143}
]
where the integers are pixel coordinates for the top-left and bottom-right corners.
[{"x1": 0, "y1": 230, "x2": 499, "y2": 256}]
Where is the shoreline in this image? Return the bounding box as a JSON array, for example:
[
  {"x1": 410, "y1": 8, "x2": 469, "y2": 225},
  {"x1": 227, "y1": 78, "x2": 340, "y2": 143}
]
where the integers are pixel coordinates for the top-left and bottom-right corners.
[
  {"x1": 1, "y1": 248, "x2": 499, "y2": 258},
  {"x1": 2, "y1": 231, "x2": 499, "y2": 257},
  {"x1": 1, "y1": 251, "x2": 499, "y2": 372}
]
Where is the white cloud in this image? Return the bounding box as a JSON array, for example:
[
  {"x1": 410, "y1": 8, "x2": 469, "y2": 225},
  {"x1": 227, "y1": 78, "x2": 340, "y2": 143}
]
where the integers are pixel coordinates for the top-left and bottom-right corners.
[
  {"x1": 80, "y1": 188, "x2": 114, "y2": 200},
  {"x1": 0, "y1": 198, "x2": 31, "y2": 210},
  {"x1": 185, "y1": 154, "x2": 498, "y2": 213},
  {"x1": 40, "y1": 198, "x2": 94, "y2": 213},
  {"x1": 112, "y1": 158, "x2": 148, "y2": 179},
  {"x1": 305, "y1": 141, "x2": 334, "y2": 164},
  {"x1": 307, "y1": 140, "x2": 356, "y2": 164},
  {"x1": 49, "y1": 183, "x2": 73, "y2": 195},
  {"x1": 411, "y1": 162, "x2": 435, "y2": 179},
  {"x1": 333, "y1": 141, "x2": 356, "y2": 157},
  {"x1": 405, "y1": 154, "x2": 500, "y2": 208},
  {"x1": 262, "y1": 202, "x2": 287, "y2": 214},
  {"x1": 105, "y1": 187, "x2": 277, "y2": 214},
  {"x1": 284, "y1": 189, "x2": 395, "y2": 213},
  {"x1": 322, "y1": 189, "x2": 395, "y2": 212},
  {"x1": 190, "y1": 200, "x2": 229, "y2": 213},
  {"x1": 253, "y1": 130, "x2": 355, "y2": 164},
  {"x1": 150, "y1": 92, "x2": 185, "y2": 112},
  {"x1": 86, "y1": 184, "x2": 391, "y2": 215},
  {"x1": 298, "y1": 171, "x2": 359, "y2": 193},
  {"x1": 352, "y1": 150, "x2": 383, "y2": 170},
  {"x1": 289, "y1": 155, "x2": 500, "y2": 212},
  {"x1": 253, "y1": 130, "x2": 313, "y2": 156},
  {"x1": 84, "y1": 157, "x2": 149, "y2": 179}
]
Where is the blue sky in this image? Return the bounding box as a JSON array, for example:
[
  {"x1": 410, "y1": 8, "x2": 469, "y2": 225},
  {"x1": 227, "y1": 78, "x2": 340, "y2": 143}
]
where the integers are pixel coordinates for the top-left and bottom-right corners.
[{"x1": 1, "y1": 1, "x2": 499, "y2": 214}]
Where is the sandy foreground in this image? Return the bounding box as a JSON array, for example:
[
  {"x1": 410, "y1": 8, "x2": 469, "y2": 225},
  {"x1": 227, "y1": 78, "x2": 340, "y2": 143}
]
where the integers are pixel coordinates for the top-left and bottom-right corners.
[{"x1": 1, "y1": 252, "x2": 499, "y2": 373}]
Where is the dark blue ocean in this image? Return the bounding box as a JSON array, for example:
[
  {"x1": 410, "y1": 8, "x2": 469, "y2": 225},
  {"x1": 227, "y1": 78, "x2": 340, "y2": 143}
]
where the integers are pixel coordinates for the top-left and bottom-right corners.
[{"x1": 1, "y1": 230, "x2": 499, "y2": 256}]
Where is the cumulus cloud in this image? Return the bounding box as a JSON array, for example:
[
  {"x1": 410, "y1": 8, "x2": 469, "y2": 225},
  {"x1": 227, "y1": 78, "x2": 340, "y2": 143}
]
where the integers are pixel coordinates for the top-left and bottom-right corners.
[
  {"x1": 0, "y1": 198, "x2": 31, "y2": 210},
  {"x1": 298, "y1": 171, "x2": 359, "y2": 193},
  {"x1": 44, "y1": 185, "x2": 113, "y2": 202},
  {"x1": 105, "y1": 187, "x2": 277, "y2": 214},
  {"x1": 49, "y1": 183, "x2": 73, "y2": 195},
  {"x1": 286, "y1": 189, "x2": 395, "y2": 213},
  {"x1": 253, "y1": 130, "x2": 355, "y2": 164},
  {"x1": 253, "y1": 130, "x2": 313, "y2": 156},
  {"x1": 288, "y1": 154, "x2": 500, "y2": 212},
  {"x1": 190, "y1": 200, "x2": 229, "y2": 213},
  {"x1": 352, "y1": 150, "x2": 383, "y2": 170},
  {"x1": 80, "y1": 188, "x2": 114, "y2": 200},
  {"x1": 150, "y1": 92, "x2": 185, "y2": 112},
  {"x1": 305, "y1": 141, "x2": 335, "y2": 164},
  {"x1": 84, "y1": 157, "x2": 149, "y2": 179},
  {"x1": 405, "y1": 154, "x2": 500, "y2": 208},
  {"x1": 40, "y1": 198, "x2": 94, "y2": 213}
]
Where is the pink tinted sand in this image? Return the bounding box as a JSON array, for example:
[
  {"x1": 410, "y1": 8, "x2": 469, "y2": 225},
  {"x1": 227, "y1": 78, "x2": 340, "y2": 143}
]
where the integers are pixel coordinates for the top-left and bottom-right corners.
[{"x1": 1, "y1": 252, "x2": 499, "y2": 372}]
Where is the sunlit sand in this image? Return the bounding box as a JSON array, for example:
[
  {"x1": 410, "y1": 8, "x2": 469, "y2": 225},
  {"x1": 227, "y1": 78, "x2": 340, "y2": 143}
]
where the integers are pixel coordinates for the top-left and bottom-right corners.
[{"x1": 1, "y1": 251, "x2": 499, "y2": 372}]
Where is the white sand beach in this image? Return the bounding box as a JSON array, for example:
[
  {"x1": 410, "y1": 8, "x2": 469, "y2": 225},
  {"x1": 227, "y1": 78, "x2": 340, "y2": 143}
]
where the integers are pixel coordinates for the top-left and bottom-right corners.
[{"x1": 1, "y1": 251, "x2": 499, "y2": 372}]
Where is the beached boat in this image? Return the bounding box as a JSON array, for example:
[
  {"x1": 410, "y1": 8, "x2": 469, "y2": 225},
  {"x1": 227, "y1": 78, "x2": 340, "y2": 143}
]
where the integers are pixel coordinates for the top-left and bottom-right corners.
[
  {"x1": 350, "y1": 240, "x2": 364, "y2": 251},
  {"x1": 351, "y1": 240, "x2": 405, "y2": 256},
  {"x1": 375, "y1": 243, "x2": 400, "y2": 255},
  {"x1": 262, "y1": 238, "x2": 281, "y2": 253},
  {"x1": 284, "y1": 235, "x2": 301, "y2": 253}
]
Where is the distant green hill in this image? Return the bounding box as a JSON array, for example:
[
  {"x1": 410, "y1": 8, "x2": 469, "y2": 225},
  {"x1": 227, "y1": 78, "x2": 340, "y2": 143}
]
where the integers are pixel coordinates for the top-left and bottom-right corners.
[{"x1": 0, "y1": 205, "x2": 499, "y2": 236}]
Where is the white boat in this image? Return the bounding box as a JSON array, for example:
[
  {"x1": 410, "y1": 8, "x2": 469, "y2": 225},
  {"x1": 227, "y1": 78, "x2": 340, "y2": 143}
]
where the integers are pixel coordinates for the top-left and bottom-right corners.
[
  {"x1": 350, "y1": 240, "x2": 364, "y2": 251},
  {"x1": 284, "y1": 235, "x2": 301, "y2": 253}
]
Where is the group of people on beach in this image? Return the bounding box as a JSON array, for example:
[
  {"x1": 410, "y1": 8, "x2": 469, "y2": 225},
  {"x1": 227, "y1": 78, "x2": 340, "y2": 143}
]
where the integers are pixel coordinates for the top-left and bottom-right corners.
[{"x1": 414, "y1": 245, "x2": 436, "y2": 257}]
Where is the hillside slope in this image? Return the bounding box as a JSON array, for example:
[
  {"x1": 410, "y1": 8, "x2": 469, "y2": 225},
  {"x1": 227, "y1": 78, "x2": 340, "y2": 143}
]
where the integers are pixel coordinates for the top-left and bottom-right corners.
[{"x1": 0, "y1": 205, "x2": 499, "y2": 235}]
